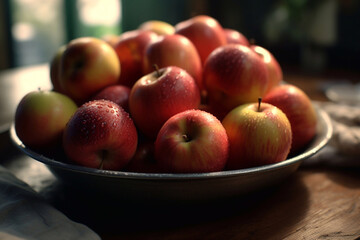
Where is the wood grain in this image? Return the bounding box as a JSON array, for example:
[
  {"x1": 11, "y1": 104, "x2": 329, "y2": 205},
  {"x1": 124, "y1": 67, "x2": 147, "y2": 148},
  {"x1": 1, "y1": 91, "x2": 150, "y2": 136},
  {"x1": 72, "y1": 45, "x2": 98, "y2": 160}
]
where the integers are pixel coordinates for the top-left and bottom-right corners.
[{"x1": 100, "y1": 167, "x2": 360, "y2": 240}]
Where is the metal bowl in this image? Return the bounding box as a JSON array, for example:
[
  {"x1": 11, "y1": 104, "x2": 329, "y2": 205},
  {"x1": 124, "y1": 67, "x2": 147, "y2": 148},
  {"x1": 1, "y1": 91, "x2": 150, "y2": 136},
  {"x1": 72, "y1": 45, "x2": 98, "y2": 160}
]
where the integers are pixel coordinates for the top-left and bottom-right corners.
[{"x1": 10, "y1": 106, "x2": 332, "y2": 203}]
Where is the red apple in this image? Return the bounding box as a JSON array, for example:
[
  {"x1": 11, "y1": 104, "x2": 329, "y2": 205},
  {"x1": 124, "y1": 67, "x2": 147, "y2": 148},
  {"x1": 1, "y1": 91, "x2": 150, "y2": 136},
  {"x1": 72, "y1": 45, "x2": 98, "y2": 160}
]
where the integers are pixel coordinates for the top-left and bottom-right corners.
[
  {"x1": 14, "y1": 90, "x2": 77, "y2": 153},
  {"x1": 123, "y1": 141, "x2": 160, "y2": 173},
  {"x1": 142, "y1": 34, "x2": 203, "y2": 89},
  {"x1": 129, "y1": 66, "x2": 201, "y2": 139},
  {"x1": 114, "y1": 30, "x2": 158, "y2": 87},
  {"x1": 155, "y1": 109, "x2": 229, "y2": 173},
  {"x1": 91, "y1": 84, "x2": 131, "y2": 113},
  {"x1": 223, "y1": 28, "x2": 250, "y2": 46},
  {"x1": 50, "y1": 45, "x2": 67, "y2": 94},
  {"x1": 263, "y1": 84, "x2": 317, "y2": 154},
  {"x1": 203, "y1": 44, "x2": 269, "y2": 119},
  {"x1": 63, "y1": 100, "x2": 138, "y2": 170},
  {"x1": 175, "y1": 15, "x2": 227, "y2": 65},
  {"x1": 222, "y1": 99, "x2": 292, "y2": 170},
  {"x1": 138, "y1": 20, "x2": 175, "y2": 35},
  {"x1": 59, "y1": 37, "x2": 121, "y2": 104},
  {"x1": 250, "y1": 45, "x2": 283, "y2": 94}
]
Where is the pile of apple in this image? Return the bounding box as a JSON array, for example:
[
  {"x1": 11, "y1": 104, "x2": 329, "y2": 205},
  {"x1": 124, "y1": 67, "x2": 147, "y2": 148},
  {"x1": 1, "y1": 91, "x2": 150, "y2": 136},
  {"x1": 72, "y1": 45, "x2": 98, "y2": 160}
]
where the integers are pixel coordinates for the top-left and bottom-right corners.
[{"x1": 14, "y1": 15, "x2": 318, "y2": 173}]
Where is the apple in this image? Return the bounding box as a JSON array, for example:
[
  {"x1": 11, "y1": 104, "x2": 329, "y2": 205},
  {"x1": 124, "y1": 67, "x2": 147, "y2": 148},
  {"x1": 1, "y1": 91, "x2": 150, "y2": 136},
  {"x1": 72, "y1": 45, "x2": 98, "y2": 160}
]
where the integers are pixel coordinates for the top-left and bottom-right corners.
[
  {"x1": 114, "y1": 30, "x2": 158, "y2": 87},
  {"x1": 138, "y1": 20, "x2": 175, "y2": 35},
  {"x1": 14, "y1": 90, "x2": 77, "y2": 154},
  {"x1": 222, "y1": 98, "x2": 292, "y2": 170},
  {"x1": 203, "y1": 44, "x2": 269, "y2": 119},
  {"x1": 50, "y1": 45, "x2": 67, "y2": 94},
  {"x1": 101, "y1": 34, "x2": 121, "y2": 48},
  {"x1": 263, "y1": 84, "x2": 317, "y2": 154},
  {"x1": 155, "y1": 109, "x2": 229, "y2": 173},
  {"x1": 175, "y1": 15, "x2": 227, "y2": 65},
  {"x1": 63, "y1": 100, "x2": 138, "y2": 170},
  {"x1": 223, "y1": 28, "x2": 250, "y2": 46},
  {"x1": 129, "y1": 66, "x2": 201, "y2": 139},
  {"x1": 123, "y1": 141, "x2": 160, "y2": 173},
  {"x1": 59, "y1": 37, "x2": 121, "y2": 104},
  {"x1": 250, "y1": 45, "x2": 282, "y2": 94},
  {"x1": 142, "y1": 34, "x2": 203, "y2": 89},
  {"x1": 91, "y1": 84, "x2": 131, "y2": 113}
]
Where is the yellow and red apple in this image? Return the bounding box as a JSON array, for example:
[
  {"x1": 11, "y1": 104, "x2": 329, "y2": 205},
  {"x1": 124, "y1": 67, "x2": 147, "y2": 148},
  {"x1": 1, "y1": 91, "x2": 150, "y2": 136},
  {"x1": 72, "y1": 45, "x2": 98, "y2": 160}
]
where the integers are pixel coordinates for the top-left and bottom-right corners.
[
  {"x1": 138, "y1": 20, "x2": 175, "y2": 36},
  {"x1": 15, "y1": 90, "x2": 77, "y2": 154},
  {"x1": 222, "y1": 99, "x2": 292, "y2": 169},
  {"x1": 59, "y1": 37, "x2": 121, "y2": 104}
]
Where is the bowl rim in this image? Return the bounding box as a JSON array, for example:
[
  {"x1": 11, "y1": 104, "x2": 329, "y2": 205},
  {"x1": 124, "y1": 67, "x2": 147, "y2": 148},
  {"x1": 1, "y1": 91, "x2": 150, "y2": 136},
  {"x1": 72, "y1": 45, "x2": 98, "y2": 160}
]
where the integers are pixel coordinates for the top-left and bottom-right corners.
[{"x1": 9, "y1": 106, "x2": 333, "y2": 181}]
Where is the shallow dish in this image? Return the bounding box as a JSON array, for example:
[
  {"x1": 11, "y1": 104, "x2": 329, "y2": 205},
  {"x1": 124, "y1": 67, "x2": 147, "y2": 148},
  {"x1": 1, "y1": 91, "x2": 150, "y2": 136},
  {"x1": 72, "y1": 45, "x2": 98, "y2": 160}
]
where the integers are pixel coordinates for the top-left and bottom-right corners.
[{"x1": 10, "y1": 106, "x2": 332, "y2": 202}]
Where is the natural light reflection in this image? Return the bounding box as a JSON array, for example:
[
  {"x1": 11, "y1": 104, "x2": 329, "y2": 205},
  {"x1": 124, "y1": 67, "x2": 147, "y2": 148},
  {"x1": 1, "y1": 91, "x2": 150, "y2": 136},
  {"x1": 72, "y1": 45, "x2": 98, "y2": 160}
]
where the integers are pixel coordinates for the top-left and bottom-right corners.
[
  {"x1": 12, "y1": 22, "x2": 35, "y2": 42},
  {"x1": 78, "y1": 0, "x2": 121, "y2": 26}
]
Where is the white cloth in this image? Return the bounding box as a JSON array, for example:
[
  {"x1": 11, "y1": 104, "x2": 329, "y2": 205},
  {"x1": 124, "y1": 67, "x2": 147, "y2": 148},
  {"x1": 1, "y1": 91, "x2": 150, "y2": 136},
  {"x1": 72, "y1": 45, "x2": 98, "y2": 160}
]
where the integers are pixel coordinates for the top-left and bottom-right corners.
[
  {"x1": 305, "y1": 101, "x2": 360, "y2": 167},
  {"x1": 0, "y1": 165, "x2": 100, "y2": 240}
]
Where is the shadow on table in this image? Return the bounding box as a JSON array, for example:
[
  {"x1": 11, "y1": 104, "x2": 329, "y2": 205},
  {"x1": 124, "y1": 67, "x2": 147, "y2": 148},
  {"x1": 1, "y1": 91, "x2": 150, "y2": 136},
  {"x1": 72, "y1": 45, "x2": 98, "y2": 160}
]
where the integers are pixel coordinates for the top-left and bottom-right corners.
[{"x1": 45, "y1": 171, "x2": 310, "y2": 239}]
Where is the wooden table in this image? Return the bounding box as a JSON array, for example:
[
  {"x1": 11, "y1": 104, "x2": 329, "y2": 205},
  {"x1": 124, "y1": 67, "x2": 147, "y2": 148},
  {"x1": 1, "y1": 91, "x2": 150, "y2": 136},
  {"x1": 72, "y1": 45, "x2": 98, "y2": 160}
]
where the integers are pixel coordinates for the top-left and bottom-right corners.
[{"x1": 1, "y1": 64, "x2": 360, "y2": 239}]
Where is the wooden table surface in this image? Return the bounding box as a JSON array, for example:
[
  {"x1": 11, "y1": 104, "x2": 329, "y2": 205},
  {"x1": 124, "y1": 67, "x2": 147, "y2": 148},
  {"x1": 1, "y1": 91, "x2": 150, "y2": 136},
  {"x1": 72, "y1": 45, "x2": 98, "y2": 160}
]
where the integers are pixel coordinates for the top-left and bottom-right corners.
[{"x1": 1, "y1": 64, "x2": 360, "y2": 240}]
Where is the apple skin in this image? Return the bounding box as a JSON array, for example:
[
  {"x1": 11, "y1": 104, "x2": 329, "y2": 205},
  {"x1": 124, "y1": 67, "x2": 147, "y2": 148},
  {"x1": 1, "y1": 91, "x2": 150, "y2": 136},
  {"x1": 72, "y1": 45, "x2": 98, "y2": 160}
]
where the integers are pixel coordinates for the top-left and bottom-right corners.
[
  {"x1": 175, "y1": 15, "x2": 227, "y2": 65},
  {"x1": 155, "y1": 109, "x2": 229, "y2": 173},
  {"x1": 223, "y1": 28, "x2": 250, "y2": 46},
  {"x1": 63, "y1": 100, "x2": 138, "y2": 170},
  {"x1": 123, "y1": 141, "x2": 160, "y2": 173},
  {"x1": 250, "y1": 45, "x2": 283, "y2": 94},
  {"x1": 114, "y1": 30, "x2": 158, "y2": 88},
  {"x1": 91, "y1": 84, "x2": 131, "y2": 113},
  {"x1": 15, "y1": 90, "x2": 77, "y2": 154},
  {"x1": 203, "y1": 44, "x2": 269, "y2": 119},
  {"x1": 101, "y1": 34, "x2": 121, "y2": 48},
  {"x1": 50, "y1": 45, "x2": 67, "y2": 94},
  {"x1": 142, "y1": 34, "x2": 203, "y2": 89},
  {"x1": 138, "y1": 20, "x2": 175, "y2": 35},
  {"x1": 263, "y1": 84, "x2": 317, "y2": 154},
  {"x1": 59, "y1": 37, "x2": 121, "y2": 104},
  {"x1": 129, "y1": 66, "x2": 201, "y2": 140},
  {"x1": 222, "y1": 101, "x2": 292, "y2": 170}
]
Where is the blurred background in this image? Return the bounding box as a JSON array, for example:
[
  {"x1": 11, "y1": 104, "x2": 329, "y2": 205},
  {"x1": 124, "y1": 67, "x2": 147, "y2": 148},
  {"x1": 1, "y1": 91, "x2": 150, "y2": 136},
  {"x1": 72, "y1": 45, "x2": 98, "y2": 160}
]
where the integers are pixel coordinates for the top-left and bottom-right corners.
[{"x1": 0, "y1": 0, "x2": 359, "y2": 76}]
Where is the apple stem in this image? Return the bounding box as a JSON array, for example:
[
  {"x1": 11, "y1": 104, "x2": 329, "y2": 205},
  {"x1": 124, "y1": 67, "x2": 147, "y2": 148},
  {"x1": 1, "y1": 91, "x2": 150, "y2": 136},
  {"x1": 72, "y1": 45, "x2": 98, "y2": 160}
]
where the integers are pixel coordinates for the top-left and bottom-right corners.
[
  {"x1": 258, "y1": 97, "x2": 262, "y2": 112},
  {"x1": 153, "y1": 64, "x2": 160, "y2": 77},
  {"x1": 182, "y1": 134, "x2": 189, "y2": 142}
]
